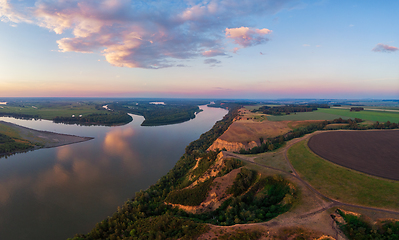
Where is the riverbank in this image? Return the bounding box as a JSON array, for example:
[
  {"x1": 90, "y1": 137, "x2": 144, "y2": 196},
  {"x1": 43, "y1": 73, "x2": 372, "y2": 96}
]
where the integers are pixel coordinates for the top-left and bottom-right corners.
[{"x1": 0, "y1": 120, "x2": 93, "y2": 156}]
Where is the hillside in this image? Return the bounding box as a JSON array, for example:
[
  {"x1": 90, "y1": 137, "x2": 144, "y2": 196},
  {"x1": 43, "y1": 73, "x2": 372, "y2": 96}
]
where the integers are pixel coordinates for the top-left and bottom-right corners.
[{"x1": 69, "y1": 104, "x2": 399, "y2": 240}]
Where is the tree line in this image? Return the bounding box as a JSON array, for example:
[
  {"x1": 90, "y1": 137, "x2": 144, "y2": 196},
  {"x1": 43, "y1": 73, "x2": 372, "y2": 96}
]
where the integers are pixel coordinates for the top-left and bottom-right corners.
[
  {"x1": 53, "y1": 112, "x2": 132, "y2": 126},
  {"x1": 253, "y1": 104, "x2": 330, "y2": 115},
  {"x1": 0, "y1": 112, "x2": 40, "y2": 120}
]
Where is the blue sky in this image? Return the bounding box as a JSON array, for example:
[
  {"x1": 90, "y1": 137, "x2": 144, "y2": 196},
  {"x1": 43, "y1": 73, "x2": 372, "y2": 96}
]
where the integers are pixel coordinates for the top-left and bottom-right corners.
[{"x1": 0, "y1": 0, "x2": 398, "y2": 98}]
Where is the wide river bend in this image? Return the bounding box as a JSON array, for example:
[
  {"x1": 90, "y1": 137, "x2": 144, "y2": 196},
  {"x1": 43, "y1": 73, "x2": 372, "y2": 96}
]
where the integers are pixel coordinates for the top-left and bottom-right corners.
[{"x1": 0, "y1": 105, "x2": 227, "y2": 240}]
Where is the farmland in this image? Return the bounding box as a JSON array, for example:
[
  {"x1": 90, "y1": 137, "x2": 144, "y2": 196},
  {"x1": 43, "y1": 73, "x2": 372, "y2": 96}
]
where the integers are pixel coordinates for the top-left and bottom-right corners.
[
  {"x1": 288, "y1": 138, "x2": 399, "y2": 210},
  {"x1": 266, "y1": 111, "x2": 349, "y2": 121},
  {"x1": 308, "y1": 130, "x2": 399, "y2": 180},
  {"x1": 0, "y1": 101, "x2": 105, "y2": 120},
  {"x1": 318, "y1": 108, "x2": 399, "y2": 122}
]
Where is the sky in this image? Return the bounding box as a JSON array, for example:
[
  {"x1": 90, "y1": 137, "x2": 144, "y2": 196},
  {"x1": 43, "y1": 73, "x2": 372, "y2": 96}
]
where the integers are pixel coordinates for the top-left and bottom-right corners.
[{"x1": 0, "y1": 0, "x2": 398, "y2": 99}]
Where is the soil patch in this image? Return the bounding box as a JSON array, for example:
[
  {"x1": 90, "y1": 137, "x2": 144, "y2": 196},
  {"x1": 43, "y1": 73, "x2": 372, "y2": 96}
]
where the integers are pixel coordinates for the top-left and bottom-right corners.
[{"x1": 308, "y1": 130, "x2": 399, "y2": 181}]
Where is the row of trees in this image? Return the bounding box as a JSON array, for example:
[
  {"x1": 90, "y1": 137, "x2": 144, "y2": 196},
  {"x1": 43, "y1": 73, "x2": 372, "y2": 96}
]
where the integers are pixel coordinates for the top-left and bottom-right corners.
[
  {"x1": 253, "y1": 104, "x2": 330, "y2": 115},
  {"x1": 53, "y1": 112, "x2": 132, "y2": 126},
  {"x1": 0, "y1": 112, "x2": 40, "y2": 120}
]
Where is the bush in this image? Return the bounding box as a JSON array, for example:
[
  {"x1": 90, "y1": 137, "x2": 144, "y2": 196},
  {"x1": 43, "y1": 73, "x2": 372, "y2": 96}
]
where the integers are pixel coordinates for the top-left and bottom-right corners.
[{"x1": 165, "y1": 178, "x2": 214, "y2": 206}]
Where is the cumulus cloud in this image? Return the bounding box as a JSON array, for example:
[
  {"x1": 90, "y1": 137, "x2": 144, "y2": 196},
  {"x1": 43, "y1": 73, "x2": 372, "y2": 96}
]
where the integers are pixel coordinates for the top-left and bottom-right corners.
[
  {"x1": 0, "y1": 0, "x2": 294, "y2": 68},
  {"x1": 372, "y1": 43, "x2": 398, "y2": 53},
  {"x1": 225, "y1": 27, "x2": 272, "y2": 49},
  {"x1": 202, "y1": 49, "x2": 226, "y2": 57}
]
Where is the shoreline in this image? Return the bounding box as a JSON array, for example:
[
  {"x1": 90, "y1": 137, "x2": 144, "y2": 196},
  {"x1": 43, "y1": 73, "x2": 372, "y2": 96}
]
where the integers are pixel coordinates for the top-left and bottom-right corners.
[{"x1": 0, "y1": 120, "x2": 94, "y2": 157}]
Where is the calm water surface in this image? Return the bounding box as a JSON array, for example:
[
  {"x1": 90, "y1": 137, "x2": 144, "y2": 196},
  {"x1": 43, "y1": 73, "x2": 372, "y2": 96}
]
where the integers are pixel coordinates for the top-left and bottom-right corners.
[{"x1": 0, "y1": 105, "x2": 227, "y2": 240}]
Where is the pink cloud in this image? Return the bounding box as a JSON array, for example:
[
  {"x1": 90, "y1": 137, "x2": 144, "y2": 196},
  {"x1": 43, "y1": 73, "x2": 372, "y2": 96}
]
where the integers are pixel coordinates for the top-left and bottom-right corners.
[
  {"x1": 202, "y1": 49, "x2": 226, "y2": 57},
  {"x1": 225, "y1": 27, "x2": 272, "y2": 49},
  {"x1": 372, "y1": 43, "x2": 398, "y2": 53},
  {"x1": 1, "y1": 0, "x2": 292, "y2": 68}
]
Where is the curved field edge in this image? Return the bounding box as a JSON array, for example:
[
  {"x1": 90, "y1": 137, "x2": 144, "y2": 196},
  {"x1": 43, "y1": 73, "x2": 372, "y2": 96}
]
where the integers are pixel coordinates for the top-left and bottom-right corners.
[{"x1": 288, "y1": 139, "x2": 399, "y2": 211}]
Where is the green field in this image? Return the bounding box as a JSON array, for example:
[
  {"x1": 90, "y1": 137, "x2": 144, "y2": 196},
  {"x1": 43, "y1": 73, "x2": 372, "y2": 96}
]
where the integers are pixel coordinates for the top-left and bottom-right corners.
[
  {"x1": 0, "y1": 102, "x2": 105, "y2": 120},
  {"x1": 266, "y1": 108, "x2": 399, "y2": 123},
  {"x1": 266, "y1": 111, "x2": 349, "y2": 121},
  {"x1": 318, "y1": 108, "x2": 399, "y2": 122},
  {"x1": 288, "y1": 140, "x2": 399, "y2": 210}
]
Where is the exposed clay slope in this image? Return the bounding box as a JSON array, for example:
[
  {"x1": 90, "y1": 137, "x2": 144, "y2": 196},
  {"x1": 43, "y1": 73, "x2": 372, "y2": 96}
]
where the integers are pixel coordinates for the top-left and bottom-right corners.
[
  {"x1": 169, "y1": 168, "x2": 241, "y2": 214},
  {"x1": 207, "y1": 108, "x2": 323, "y2": 152},
  {"x1": 208, "y1": 138, "x2": 259, "y2": 152}
]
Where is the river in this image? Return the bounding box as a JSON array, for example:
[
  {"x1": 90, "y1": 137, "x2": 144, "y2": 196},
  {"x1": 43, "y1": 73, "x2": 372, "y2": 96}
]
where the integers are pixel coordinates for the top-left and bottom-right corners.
[{"x1": 0, "y1": 105, "x2": 228, "y2": 240}]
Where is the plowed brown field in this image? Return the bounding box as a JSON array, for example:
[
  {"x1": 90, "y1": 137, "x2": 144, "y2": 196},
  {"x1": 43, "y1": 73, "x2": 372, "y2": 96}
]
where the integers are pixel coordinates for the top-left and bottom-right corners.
[{"x1": 308, "y1": 130, "x2": 399, "y2": 181}]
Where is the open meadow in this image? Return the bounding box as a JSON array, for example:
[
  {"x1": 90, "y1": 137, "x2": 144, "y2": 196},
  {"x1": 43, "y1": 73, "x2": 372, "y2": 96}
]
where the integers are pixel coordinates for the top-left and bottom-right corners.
[
  {"x1": 0, "y1": 101, "x2": 106, "y2": 120},
  {"x1": 318, "y1": 108, "x2": 399, "y2": 122},
  {"x1": 266, "y1": 107, "x2": 399, "y2": 123}
]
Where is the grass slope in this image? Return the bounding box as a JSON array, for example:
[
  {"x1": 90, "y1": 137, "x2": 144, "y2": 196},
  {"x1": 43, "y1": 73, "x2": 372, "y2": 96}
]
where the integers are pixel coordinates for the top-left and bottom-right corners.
[{"x1": 288, "y1": 139, "x2": 399, "y2": 211}]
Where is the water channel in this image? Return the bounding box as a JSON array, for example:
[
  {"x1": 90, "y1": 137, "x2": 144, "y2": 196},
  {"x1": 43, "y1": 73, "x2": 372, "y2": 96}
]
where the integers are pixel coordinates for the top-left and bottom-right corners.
[{"x1": 0, "y1": 105, "x2": 228, "y2": 240}]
